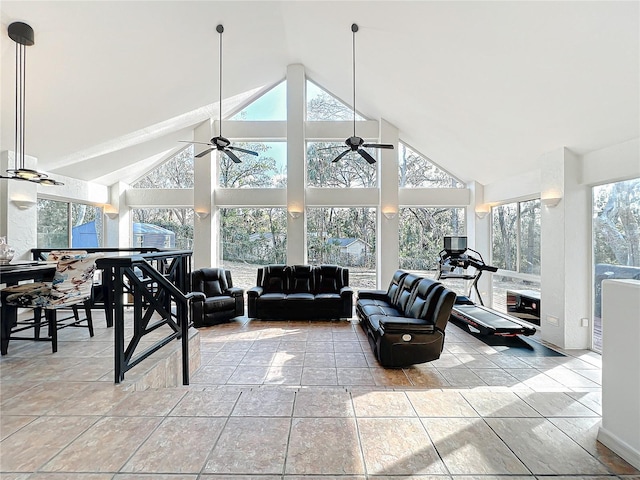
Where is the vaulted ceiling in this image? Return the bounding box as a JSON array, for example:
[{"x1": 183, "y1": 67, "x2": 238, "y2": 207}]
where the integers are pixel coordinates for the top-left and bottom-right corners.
[{"x1": 1, "y1": 1, "x2": 638, "y2": 187}]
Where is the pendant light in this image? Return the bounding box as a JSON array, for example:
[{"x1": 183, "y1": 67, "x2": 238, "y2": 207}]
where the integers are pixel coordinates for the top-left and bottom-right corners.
[{"x1": 1, "y1": 22, "x2": 64, "y2": 186}]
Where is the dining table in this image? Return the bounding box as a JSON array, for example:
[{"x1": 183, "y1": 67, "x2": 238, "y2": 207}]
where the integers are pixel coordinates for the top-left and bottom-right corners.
[{"x1": 0, "y1": 261, "x2": 57, "y2": 355}]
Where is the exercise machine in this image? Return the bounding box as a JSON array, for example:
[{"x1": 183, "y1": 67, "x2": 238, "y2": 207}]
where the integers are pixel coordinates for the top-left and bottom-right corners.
[{"x1": 437, "y1": 236, "x2": 536, "y2": 337}]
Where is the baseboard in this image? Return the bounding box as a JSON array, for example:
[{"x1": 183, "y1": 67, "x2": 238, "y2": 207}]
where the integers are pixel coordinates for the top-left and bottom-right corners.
[{"x1": 597, "y1": 426, "x2": 640, "y2": 470}]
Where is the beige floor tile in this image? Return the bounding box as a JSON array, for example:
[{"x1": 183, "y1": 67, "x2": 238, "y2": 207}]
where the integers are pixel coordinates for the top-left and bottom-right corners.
[
  {"x1": 473, "y1": 368, "x2": 521, "y2": 387},
  {"x1": 169, "y1": 390, "x2": 238, "y2": 416},
  {"x1": 210, "y1": 350, "x2": 246, "y2": 365},
  {"x1": 461, "y1": 391, "x2": 541, "y2": 417},
  {"x1": 0, "y1": 415, "x2": 37, "y2": 440},
  {"x1": 41, "y1": 416, "x2": 161, "y2": 472},
  {"x1": 567, "y1": 390, "x2": 602, "y2": 414},
  {"x1": 439, "y1": 368, "x2": 487, "y2": 387},
  {"x1": 352, "y1": 391, "x2": 414, "y2": 417},
  {"x1": 336, "y1": 367, "x2": 376, "y2": 386},
  {"x1": 45, "y1": 382, "x2": 131, "y2": 416},
  {"x1": 112, "y1": 475, "x2": 198, "y2": 480},
  {"x1": 333, "y1": 341, "x2": 363, "y2": 353},
  {"x1": 305, "y1": 341, "x2": 333, "y2": 352},
  {"x1": 550, "y1": 417, "x2": 640, "y2": 475},
  {"x1": 232, "y1": 388, "x2": 295, "y2": 416},
  {"x1": 188, "y1": 364, "x2": 236, "y2": 384},
  {"x1": 271, "y1": 351, "x2": 305, "y2": 366},
  {"x1": 407, "y1": 390, "x2": 478, "y2": 417},
  {"x1": 517, "y1": 391, "x2": 600, "y2": 416},
  {"x1": 0, "y1": 381, "x2": 90, "y2": 416},
  {"x1": 335, "y1": 351, "x2": 369, "y2": 367},
  {"x1": 543, "y1": 365, "x2": 602, "y2": 388},
  {"x1": 226, "y1": 365, "x2": 269, "y2": 384},
  {"x1": 123, "y1": 416, "x2": 226, "y2": 473},
  {"x1": 239, "y1": 351, "x2": 277, "y2": 366},
  {"x1": 293, "y1": 388, "x2": 354, "y2": 417},
  {"x1": 486, "y1": 417, "x2": 610, "y2": 475},
  {"x1": 403, "y1": 368, "x2": 449, "y2": 388},
  {"x1": 28, "y1": 474, "x2": 115, "y2": 479},
  {"x1": 203, "y1": 417, "x2": 290, "y2": 474},
  {"x1": 301, "y1": 367, "x2": 338, "y2": 385},
  {"x1": 264, "y1": 365, "x2": 303, "y2": 384},
  {"x1": 108, "y1": 388, "x2": 187, "y2": 416},
  {"x1": 286, "y1": 417, "x2": 364, "y2": 475},
  {"x1": 422, "y1": 417, "x2": 529, "y2": 475},
  {"x1": 304, "y1": 352, "x2": 336, "y2": 367},
  {"x1": 358, "y1": 417, "x2": 447, "y2": 475},
  {"x1": 0, "y1": 415, "x2": 97, "y2": 472},
  {"x1": 370, "y1": 367, "x2": 412, "y2": 387}
]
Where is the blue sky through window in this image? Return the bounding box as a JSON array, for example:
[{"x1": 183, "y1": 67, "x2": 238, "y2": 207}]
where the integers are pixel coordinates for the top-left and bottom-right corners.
[{"x1": 230, "y1": 81, "x2": 286, "y2": 121}]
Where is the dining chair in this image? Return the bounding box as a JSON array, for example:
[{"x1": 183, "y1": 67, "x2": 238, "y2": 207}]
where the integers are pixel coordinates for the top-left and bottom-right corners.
[{"x1": 0, "y1": 252, "x2": 102, "y2": 353}]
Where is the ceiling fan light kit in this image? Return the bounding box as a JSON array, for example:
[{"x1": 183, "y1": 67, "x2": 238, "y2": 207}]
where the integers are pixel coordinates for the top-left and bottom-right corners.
[
  {"x1": 180, "y1": 24, "x2": 258, "y2": 163},
  {"x1": 1, "y1": 22, "x2": 64, "y2": 186}
]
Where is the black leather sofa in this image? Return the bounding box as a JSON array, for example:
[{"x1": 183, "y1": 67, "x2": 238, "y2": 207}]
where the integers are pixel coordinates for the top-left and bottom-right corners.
[
  {"x1": 191, "y1": 268, "x2": 244, "y2": 327},
  {"x1": 356, "y1": 270, "x2": 456, "y2": 367},
  {"x1": 247, "y1": 264, "x2": 353, "y2": 320}
]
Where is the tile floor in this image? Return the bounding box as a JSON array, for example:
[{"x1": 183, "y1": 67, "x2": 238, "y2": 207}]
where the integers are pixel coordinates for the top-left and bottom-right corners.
[{"x1": 1, "y1": 311, "x2": 639, "y2": 479}]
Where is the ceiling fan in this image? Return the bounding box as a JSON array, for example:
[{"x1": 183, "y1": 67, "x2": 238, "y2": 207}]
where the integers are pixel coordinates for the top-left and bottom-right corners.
[
  {"x1": 180, "y1": 24, "x2": 258, "y2": 164},
  {"x1": 324, "y1": 23, "x2": 394, "y2": 165}
]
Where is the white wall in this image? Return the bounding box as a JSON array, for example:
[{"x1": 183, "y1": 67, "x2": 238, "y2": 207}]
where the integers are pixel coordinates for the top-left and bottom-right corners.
[{"x1": 598, "y1": 279, "x2": 640, "y2": 470}]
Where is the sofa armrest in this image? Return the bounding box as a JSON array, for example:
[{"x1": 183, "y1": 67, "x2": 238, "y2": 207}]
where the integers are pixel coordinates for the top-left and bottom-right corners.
[
  {"x1": 357, "y1": 289, "x2": 388, "y2": 301},
  {"x1": 227, "y1": 287, "x2": 244, "y2": 298},
  {"x1": 247, "y1": 286, "x2": 264, "y2": 298}
]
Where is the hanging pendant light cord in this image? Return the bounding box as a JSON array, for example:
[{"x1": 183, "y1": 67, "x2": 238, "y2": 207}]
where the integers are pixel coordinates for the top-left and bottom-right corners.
[
  {"x1": 352, "y1": 24, "x2": 356, "y2": 137},
  {"x1": 14, "y1": 41, "x2": 27, "y2": 170},
  {"x1": 218, "y1": 25, "x2": 223, "y2": 137}
]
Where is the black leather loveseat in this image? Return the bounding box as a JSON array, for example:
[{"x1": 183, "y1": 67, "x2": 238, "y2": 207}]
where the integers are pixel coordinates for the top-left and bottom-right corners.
[
  {"x1": 247, "y1": 264, "x2": 353, "y2": 320},
  {"x1": 356, "y1": 270, "x2": 456, "y2": 367}
]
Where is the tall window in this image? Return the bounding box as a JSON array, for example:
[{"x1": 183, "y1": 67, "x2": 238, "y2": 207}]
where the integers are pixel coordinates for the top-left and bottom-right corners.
[
  {"x1": 131, "y1": 208, "x2": 194, "y2": 249},
  {"x1": 133, "y1": 146, "x2": 194, "y2": 189},
  {"x1": 230, "y1": 81, "x2": 286, "y2": 121},
  {"x1": 398, "y1": 143, "x2": 463, "y2": 188},
  {"x1": 306, "y1": 80, "x2": 364, "y2": 121},
  {"x1": 592, "y1": 177, "x2": 640, "y2": 352},
  {"x1": 491, "y1": 199, "x2": 541, "y2": 313},
  {"x1": 307, "y1": 141, "x2": 376, "y2": 187},
  {"x1": 219, "y1": 142, "x2": 286, "y2": 188},
  {"x1": 37, "y1": 199, "x2": 103, "y2": 248},
  {"x1": 220, "y1": 207, "x2": 287, "y2": 290},
  {"x1": 399, "y1": 207, "x2": 465, "y2": 274},
  {"x1": 307, "y1": 208, "x2": 376, "y2": 291}
]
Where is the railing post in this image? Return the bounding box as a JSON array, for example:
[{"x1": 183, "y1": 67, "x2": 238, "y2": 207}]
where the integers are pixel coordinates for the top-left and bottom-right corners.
[{"x1": 113, "y1": 264, "x2": 126, "y2": 383}]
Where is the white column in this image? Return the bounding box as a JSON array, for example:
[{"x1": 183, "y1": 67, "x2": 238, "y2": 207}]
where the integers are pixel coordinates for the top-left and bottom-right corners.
[
  {"x1": 193, "y1": 120, "x2": 215, "y2": 269},
  {"x1": 540, "y1": 147, "x2": 591, "y2": 349},
  {"x1": 286, "y1": 64, "x2": 306, "y2": 265},
  {"x1": 378, "y1": 118, "x2": 399, "y2": 287},
  {"x1": 105, "y1": 181, "x2": 130, "y2": 248},
  {"x1": 467, "y1": 180, "x2": 492, "y2": 305}
]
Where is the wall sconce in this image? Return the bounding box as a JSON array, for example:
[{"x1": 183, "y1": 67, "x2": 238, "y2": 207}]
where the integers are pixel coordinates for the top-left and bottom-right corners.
[
  {"x1": 382, "y1": 210, "x2": 397, "y2": 220},
  {"x1": 541, "y1": 196, "x2": 562, "y2": 208},
  {"x1": 288, "y1": 210, "x2": 302, "y2": 219},
  {"x1": 195, "y1": 210, "x2": 210, "y2": 219},
  {"x1": 103, "y1": 204, "x2": 118, "y2": 219},
  {"x1": 475, "y1": 204, "x2": 490, "y2": 219},
  {"x1": 11, "y1": 198, "x2": 36, "y2": 210}
]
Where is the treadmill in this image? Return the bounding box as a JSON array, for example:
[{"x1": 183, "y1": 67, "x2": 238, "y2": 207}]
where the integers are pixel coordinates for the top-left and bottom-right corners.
[{"x1": 437, "y1": 236, "x2": 536, "y2": 337}]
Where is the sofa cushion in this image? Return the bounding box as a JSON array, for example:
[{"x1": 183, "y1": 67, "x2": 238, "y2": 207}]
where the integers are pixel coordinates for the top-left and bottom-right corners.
[
  {"x1": 290, "y1": 265, "x2": 314, "y2": 293},
  {"x1": 286, "y1": 292, "x2": 315, "y2": 301},
  {"x1": 315, "y1": 265, "x2": 343, "y2": 294},
  {"x1": 204, "y1": 296, "x2": 235, "y2": 313},
  {"x1": 259, "y1": 292, "x2": 287, "y2": 301},
  {"x1": 262, "y1": 265, "x2": 288, "y2": 293}
]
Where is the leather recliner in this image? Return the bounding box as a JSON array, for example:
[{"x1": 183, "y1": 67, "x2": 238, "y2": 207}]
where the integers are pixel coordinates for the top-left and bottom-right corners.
[{"x1": 191, "y1": 268, "x2": 244, "y2": 327}]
